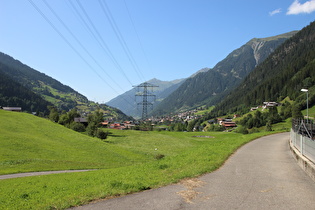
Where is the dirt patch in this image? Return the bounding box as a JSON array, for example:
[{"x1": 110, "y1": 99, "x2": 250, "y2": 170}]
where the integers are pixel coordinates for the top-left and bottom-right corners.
[{"x1": 177, "y1": 178, "x2": 205, "y2": 203}]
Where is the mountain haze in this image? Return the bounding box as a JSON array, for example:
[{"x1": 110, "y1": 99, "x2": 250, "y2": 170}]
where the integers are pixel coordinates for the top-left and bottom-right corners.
[
  {"x1": 106, "y1": 78, "x2": 185, "y2": 118},
  {"x1": 151, "y1": 31, "x2": 298, "y2": 116}
]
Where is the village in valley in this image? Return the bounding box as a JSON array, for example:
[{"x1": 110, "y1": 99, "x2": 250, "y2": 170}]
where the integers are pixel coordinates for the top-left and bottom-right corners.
[{"x1": 1, "y1": 101, "x2": 281, "y2": 132}]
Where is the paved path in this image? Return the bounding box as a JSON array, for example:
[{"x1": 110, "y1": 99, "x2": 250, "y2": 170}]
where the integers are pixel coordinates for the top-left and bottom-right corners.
[
  {"x1": 0, "y1": 170, "x2": 92, "y2": 180},
  {"x1": 72, "y1": 133, "x2": 315, "y2": 210}
]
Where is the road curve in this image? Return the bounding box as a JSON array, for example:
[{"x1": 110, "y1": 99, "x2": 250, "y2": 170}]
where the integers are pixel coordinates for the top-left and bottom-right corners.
[{"x1": 72, "y1": 133, "x2": 315, "y2": 210}]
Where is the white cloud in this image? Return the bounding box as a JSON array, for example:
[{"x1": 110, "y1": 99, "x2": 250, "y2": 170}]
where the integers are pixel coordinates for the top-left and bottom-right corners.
[
  {"x1": 287, "y1": 0, "x2": 315, "y2": 15},
  {"x1": 269, "y1": 8, "x2": 282, "y2": 16}
]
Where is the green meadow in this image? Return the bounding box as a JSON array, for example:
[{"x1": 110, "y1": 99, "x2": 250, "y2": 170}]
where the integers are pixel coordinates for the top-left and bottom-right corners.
[{"x1": 0, "y1": 110, "x2": 278, "y2": 209}]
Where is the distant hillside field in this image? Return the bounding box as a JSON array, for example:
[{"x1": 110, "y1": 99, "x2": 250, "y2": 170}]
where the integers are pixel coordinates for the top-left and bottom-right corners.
[{"x1": 0, "y1": 110, "x2": 143, "y2": 175}]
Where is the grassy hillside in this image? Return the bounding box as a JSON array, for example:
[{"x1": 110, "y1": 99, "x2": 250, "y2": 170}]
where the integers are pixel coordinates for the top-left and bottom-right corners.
[
  {"x1": 0, "y1": 109, "x2": 277, "y2": 209},
  {"x1": 0, "y1": 110, "x2": 143, "y2": 175}
]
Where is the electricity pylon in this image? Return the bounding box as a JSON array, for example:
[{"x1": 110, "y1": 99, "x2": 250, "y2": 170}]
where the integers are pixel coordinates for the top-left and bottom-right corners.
[{"x1": 133, "y1": 82, "x2": 158, "y2": 120}]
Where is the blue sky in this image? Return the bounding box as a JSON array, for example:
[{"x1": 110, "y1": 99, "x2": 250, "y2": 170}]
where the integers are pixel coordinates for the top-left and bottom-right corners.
[{"x1": 1, "y1": 0, "x2": 315, "y2": 103}]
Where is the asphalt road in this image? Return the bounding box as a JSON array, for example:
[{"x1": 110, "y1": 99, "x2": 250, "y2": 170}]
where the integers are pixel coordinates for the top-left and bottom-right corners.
[{"x1": 72, "y1": 132, "x2": 315, "y2": 210}]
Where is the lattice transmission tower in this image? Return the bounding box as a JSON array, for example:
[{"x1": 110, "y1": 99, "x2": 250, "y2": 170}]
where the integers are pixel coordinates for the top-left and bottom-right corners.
[{"x1": 133, "y1": 82, "x2": 159, "y2": 120}]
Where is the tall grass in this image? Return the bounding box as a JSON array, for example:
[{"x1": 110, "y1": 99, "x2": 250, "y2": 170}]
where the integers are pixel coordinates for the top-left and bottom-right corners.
[{"x1": 0, "y1": 110, "x2": 276, "y2": 209}]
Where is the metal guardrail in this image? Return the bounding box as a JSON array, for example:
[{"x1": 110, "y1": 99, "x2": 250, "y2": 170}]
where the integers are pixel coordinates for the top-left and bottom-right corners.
[
  {"x1": 291, "y1": 119, "x2": 315, "y2": 164},
  {"x1": 291, "y1": 119, "x2": 315, "y2": 139}
]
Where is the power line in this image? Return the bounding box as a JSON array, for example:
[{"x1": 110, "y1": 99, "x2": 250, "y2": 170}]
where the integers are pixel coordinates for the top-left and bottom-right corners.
[
  {"x1": 28, "y1": 0, "x2": 132, "y2": 105},
  {"x1": 123, "y1": 0, "x2": 155, "y2": 79},
  {"x1": 42, "y1": 0, "x2": 126, "y2": 94},
  {"x1": 29, "y1": 0, "x2": 154, "y2": 112},
  {"x1": 68, "y1": 0, "x2": 136, "y2": 104},
  {"x1": 98, "y1": 0, "x2": 146, "y2": 82},
  {"x1": 73, "y1": 0, "x2": 134, "y2": 86}
]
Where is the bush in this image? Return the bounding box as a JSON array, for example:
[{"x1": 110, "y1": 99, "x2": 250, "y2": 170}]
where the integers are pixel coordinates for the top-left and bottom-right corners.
[
  {"x1": 236, "y1": 126, "x2": 248, "y2": 134},
  {"x1": 86, "y1": 122, "x2": 97, "y2": 136},
  {"x1": 70, "y1": 122, "x2": 86, "y2": 132},
  {"x1": 248, "y1": 127, "x2": 260, "y2": 134},
  {"x1": 265, "y1": 121, "x2": 273, "y2": 131},
  {"x1": 95, "y1": 129, "x2": 108, "y2": 140}
]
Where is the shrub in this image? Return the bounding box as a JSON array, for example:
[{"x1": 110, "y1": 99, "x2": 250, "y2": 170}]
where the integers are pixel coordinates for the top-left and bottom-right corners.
[
  {"x1": 86, "y1": 122, "x2": 97, "y2": 136},
  {"x1": 95, "y1": 129, "x2": 108, "y2": 140},
  {"x1": 70, "y1": 122, "x2": 86, "y2": 132},
  {"x1": 236, "y1": 126, "x2": 248, "y2": 134}
]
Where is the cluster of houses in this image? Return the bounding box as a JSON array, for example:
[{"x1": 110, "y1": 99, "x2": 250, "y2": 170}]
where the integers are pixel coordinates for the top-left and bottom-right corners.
[
  {"x1": 146, "y1": 109, "x2": 204, "y2": 124},
  {"x1": 74, "y1": 117, "x2": 137, "y2": 130},
  {"x1": 251, "y1": 102, "x2": 280, "y2": 111},
  {"x1": 103, "y1": 121, "x2": 136, "y2": 130},
  {"x1": 216, "y1": 118, "x2": 237, "y2": 129}
]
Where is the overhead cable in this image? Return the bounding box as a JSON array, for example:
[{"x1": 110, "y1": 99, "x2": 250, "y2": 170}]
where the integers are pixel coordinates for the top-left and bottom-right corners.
[
  {"x1": 41, "y1": 0, "x2": 129, "y2": 95},
  {"x1": 123, "y1": 0, "x2": 155, "y2": 79},
  {"x1": 28, "y1": 0, "x2": 123, "y2": 99},
  {"x1": 98, "y1": 0, "x2": 146, "y2": 82},
  {"x1": 74, "y1": 0, "x2": 134, "y2": 86}
]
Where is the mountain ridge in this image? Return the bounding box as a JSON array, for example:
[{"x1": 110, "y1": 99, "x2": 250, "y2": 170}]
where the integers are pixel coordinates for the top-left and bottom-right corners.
[
  {"x1": 211, "y1": 21, "x2": 315, "y2": 115},
  {"x1": 150, "y1": 30, "x2": 298, "y2": 116},
  {"x1": 0, "y1": 52, "x2": 130, "y2": 120}
]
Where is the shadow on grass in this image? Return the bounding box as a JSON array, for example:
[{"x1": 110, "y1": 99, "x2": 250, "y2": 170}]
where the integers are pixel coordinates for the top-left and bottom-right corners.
[{"x1": 108, "y1": 134, "x2": 127, "y2": 138}]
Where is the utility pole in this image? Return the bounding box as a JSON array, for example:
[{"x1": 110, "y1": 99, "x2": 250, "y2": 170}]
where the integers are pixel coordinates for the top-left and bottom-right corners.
[{"x1": 134, "y1": 82, "x2": 158, "y2": 120}]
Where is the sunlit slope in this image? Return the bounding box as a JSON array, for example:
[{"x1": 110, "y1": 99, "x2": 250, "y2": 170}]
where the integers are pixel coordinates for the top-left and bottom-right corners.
[{"x1": 0, "y1": 110, "x2": 144, "y2": 175}]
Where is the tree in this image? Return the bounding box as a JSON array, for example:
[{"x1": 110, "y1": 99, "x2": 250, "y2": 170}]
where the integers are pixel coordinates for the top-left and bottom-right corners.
[
  {"x1": 58, "y1": 113, "x2": 70, "y2": 126},
  {"x1": 280, "y1": 101, "x2": 292, "y2": 119},
  {"x1": 292, "y1": 103, "x2": 303, "y2": 119},
  {"x1": 48, "y1": 106, "x2": 59, "y2": 122},
  {"x1": 86, "y1": 110, "x2": 104, "y2": 136},
  {"x1": 267, "y1": 107, "x2": 282, "y2": 124},
  {"x1": 70, "y1": 122, "x2": 86, "y2": 132},
  {"x1": 187, "y1": 120, "x2": 196, "y2": 132},
  {"x1": 58, "y1": 109, "x2": 80, "y2": 127},
  {"x1": 265, "y1": 120, "x2": 272, "y2": 131},
  {"x1": 88, "y1": 110, "x2": 104, "y2": 125},
  {"x1": 86, "y1": 122, "x2": 97, "y2": 136},
  {"x1": 95, "y1": 129, "x2": 108, "y2": 139}
]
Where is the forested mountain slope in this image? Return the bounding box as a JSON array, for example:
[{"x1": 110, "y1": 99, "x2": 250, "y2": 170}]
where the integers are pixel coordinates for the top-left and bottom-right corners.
[
  {"x1": 0, "y1": 69, "x2": 52, "y2": 115},
  {"x1": 213, "y1": 21, "x2": 315, "y2": 115},
  {"x1": 0, "y1": 52, "x2": 130, "y2": 120},
  {"x1": 151, "y1": 31, "x2": 297, "y2": 116}
]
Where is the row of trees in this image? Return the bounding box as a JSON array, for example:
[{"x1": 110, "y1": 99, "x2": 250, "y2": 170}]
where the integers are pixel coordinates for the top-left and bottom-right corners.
[{"x1": 48, "y1": 107, "x2": 108, "y2": 139}]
